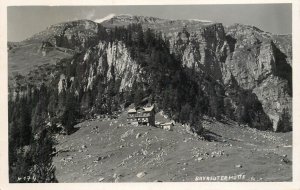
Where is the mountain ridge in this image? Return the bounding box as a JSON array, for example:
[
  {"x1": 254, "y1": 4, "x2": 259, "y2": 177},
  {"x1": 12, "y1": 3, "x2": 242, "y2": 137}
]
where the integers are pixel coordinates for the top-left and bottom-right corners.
[{"x1": 8, "y1": 14, "x2": 292, "y2": 133}]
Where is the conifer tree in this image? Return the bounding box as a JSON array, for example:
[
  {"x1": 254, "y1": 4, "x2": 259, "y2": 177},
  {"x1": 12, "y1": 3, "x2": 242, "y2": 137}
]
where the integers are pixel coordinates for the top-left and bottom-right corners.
[
  {"x1": 62, "y1": 91, "x2": 79, "y2": 135},
  {"x1": 30, "y1": 129, "x2": 57, "y2": 182}
]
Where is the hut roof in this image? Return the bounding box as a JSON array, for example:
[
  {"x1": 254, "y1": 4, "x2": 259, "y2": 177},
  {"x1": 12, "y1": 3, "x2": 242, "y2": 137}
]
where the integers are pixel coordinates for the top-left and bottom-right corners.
[
  {"x1": 128, "y1": 108, "x2": 137, "y2": 113},
  {"x1": 143, "y1": 105, "x2": 154, "y2": 112}
]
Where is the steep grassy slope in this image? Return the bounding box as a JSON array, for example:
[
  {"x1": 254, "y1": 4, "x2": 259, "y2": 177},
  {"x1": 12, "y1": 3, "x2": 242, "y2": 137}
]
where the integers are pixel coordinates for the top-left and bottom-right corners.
[
  {"x1": 8, "y1": 43, "x2": 74, "y2": 76},
  {"x1": 53, "y1": 112, "x2": 292, "y2": 182}
]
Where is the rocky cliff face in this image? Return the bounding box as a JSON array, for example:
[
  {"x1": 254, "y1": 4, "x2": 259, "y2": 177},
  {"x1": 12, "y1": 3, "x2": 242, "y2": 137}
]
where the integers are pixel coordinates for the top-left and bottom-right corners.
[
  {"x1": 78, "y1": 40, "x2": 140, "y2": 92},
  {"x1": 166, "y1": 23, "x2": 227, "y2": 81},
  {"x1": 8, "y1": 15, "x2": 292, "y2": 132},
  {"x1": 130, "y1": 19, "x2": 292, "y2": 131},
  {"x1": 102, "y1": 16, "x2": 228, "y2": 80},
  {"x1": 222, "y1": 24, "x2": 292, "y2": 131}
]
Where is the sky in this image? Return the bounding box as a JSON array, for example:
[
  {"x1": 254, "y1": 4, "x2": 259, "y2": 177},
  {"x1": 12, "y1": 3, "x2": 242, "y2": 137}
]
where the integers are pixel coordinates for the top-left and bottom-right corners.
[{"x1": 7, "y1": 4, "x2": 292, "y2": 42}]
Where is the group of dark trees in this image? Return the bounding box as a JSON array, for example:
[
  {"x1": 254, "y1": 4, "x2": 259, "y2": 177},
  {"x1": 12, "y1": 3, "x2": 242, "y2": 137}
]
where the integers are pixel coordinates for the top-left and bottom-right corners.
[{"x1": 8, "y1": 88, "x2": 57, "y2": 182}]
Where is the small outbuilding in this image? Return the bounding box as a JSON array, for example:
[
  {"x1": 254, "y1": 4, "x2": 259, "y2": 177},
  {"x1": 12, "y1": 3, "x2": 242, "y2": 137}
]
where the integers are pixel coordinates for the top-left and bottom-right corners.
[{"x1": 159, "y1": 122, "x2": 174, "y2": 131}]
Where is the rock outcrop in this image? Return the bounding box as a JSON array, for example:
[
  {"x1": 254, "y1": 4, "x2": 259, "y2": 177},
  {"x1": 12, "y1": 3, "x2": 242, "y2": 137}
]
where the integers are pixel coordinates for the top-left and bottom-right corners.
[
  {"x1": 81, "y1": 41, "x2": 140, "y2": 92},
  {"x1": 25, "y1": 20, "x2": 100, "y2": 51}
]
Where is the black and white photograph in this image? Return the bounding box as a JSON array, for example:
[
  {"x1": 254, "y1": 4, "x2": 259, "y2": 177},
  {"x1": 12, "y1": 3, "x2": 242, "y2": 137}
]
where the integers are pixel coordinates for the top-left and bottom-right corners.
[{"x1": 1, "y1": 0, "x2": 299, "y2": 188}]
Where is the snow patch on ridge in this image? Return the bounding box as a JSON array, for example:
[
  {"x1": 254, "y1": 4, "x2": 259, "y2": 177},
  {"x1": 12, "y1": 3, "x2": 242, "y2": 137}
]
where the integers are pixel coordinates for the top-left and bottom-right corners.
[
  {"x1": 94, "y1": 14, "x2": 116, "y2": 23},
  {"x1": 189, "y1": 19, "x2": 212, "y2": 23}
]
